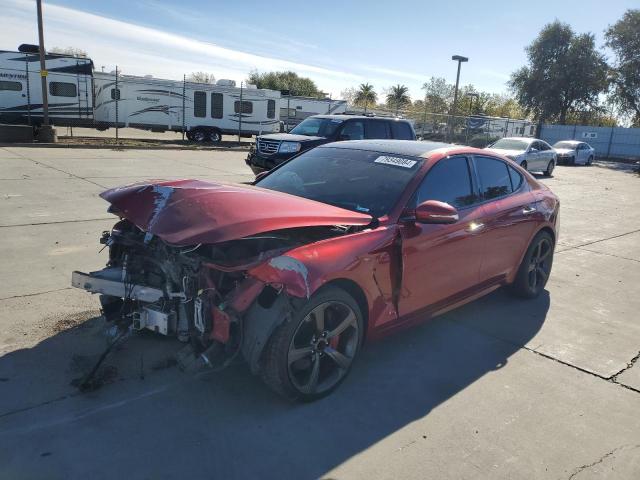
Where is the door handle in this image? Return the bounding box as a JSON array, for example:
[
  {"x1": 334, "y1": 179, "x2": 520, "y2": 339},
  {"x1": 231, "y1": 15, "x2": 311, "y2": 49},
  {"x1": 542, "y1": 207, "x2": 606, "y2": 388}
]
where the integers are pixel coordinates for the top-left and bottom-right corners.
[{"x1": 522, "y1": 206, "x2": 537, "y2": 215}]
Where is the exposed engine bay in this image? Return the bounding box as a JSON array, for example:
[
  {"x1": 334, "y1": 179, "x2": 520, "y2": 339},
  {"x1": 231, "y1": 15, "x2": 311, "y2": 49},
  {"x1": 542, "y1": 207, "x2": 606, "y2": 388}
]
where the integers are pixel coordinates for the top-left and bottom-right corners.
[{"x1": 72, "y1": 219, "x2": 356, "y2": 378}]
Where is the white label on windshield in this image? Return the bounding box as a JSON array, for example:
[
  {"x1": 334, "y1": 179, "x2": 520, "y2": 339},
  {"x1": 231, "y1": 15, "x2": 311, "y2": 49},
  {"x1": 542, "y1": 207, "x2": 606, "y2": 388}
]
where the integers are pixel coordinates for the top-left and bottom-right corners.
[{"x1": 374, "y1": 156, "x2": 417, "y2": 168}]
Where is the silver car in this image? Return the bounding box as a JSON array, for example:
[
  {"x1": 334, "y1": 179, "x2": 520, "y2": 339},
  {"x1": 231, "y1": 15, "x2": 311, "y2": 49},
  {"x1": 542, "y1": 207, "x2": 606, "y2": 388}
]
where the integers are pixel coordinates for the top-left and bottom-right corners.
[
  {"x1": 485, "y1": 137, "x2": 557, "y2": 176},
  {"x1": 553, "y1": 140, "x2": 595, "y2": 166}
]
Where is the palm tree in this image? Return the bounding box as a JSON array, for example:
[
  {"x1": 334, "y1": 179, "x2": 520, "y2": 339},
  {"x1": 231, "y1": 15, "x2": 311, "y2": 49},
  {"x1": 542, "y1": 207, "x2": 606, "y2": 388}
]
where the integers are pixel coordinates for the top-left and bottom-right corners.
[
  {"x1": 354, "y1": 83, "x2": 377, "y2": 113},
  {"x1": 386, "y1": 84, "x2": 411, "y2": 115}
]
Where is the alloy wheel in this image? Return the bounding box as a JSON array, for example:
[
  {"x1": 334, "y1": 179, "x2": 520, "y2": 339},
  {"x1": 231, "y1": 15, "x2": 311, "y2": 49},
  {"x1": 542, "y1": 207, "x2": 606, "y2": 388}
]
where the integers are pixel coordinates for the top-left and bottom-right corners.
[
  {"x1": 287, "y1": 301, "x2": 359, "y2": 395},
  {"x1": 527, "y1": 237, "x2": 552, "y2": 292},
  {"x1": 210, "y1": 131, "x2": 221, "y2": 143},
  {"x1": 192, "y1": 130, "x2": 205, "y2": 142}
]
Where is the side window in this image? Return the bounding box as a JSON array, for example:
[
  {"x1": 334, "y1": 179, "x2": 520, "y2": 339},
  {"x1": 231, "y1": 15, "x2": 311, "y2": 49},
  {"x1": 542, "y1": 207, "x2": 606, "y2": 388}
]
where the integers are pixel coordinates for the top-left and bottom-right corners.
[
  {"x1": 0, "y1": 81, "x2": 22, "y2": 91},
  {"x1": 49, "y1": 82, "x2": 76, "y2": 97},
  {"x1": 365, "y1": 120, "x2": 390, "y2": 139},
  {"x1": 280, "y1": 108, "x2": 296, "y2": 118},
  {"x1": 234, "y1": 101, "x2": 253, "y2": 114},
  {"x1": 508, "y1": 165, "x2": 523, "y2": 191},
  {"x1": 194, "y1": 91, "x2": 206, "y2": 118},
  {"x1": 340, "y1": 121, "x2": 364, "y2": 140},
  {"x1": 539, "y1": 142, "x2": 550, "y2": 151},
  {"x1": 211, "y1": 93, "x2": 223, "y2": 118},
  {"x1": 414, "y1": 156, "x2": 477, "y2": 208},
  {"x1": 391, "y1": 121, "x2": 413, "y2": 139},
  {"x1": 267, "y1": 99, "x2": 276, "y2": 119},
  {"x1": 475, "y1": 156, "x2": 513, "y2": 200},
  {"x1": 110, "y1": 88, "x2": 120, "y2": 100}
]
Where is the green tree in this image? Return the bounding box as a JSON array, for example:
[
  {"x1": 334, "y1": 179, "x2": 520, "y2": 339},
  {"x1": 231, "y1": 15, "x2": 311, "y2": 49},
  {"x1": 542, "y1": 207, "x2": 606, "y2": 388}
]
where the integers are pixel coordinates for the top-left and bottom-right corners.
[
  {"x1": 186, "y1": 72, "x2": 216, "y2": 84},
  {"x1": 605, "y1": 9, "x2": 640, "y2": 126},
  {"x1": 247, "y1": 70, "x2": 321, "y2": 97},
  {"x1": 386, "y1": 84, "x2": 411, "y2": 114},
  {"x1": 421, "y1": 77, "x2": 454, "y2": 114},
  {"x1": 509, "y1": 21, "x2": 608, "y2": 124},
  {"x1": 354, "y1": 83, "x2": 377, "y2": 113}
]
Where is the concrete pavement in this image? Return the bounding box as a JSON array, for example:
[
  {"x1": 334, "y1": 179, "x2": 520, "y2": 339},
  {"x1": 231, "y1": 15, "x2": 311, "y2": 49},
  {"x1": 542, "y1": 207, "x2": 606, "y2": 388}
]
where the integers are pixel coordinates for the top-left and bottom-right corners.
[{"x1": 0, "y1": 147, "x2": 638, "y2": 479}]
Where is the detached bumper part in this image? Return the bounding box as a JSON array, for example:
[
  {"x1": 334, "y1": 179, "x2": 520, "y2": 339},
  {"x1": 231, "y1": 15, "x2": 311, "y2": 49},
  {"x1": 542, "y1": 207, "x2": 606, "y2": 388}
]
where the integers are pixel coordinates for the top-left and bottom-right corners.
[{"x1": 71, "y1": 269, "x2": 164, "y2": 303}]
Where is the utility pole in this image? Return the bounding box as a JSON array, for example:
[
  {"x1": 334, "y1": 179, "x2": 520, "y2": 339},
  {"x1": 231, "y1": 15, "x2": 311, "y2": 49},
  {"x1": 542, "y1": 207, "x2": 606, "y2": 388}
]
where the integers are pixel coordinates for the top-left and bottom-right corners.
[
  {"x1": 36, "y1": 0, "x2": 56, "y2": 142},
  {"x1": 238, "y1": 81, "x2": 243, "y2": 145}
]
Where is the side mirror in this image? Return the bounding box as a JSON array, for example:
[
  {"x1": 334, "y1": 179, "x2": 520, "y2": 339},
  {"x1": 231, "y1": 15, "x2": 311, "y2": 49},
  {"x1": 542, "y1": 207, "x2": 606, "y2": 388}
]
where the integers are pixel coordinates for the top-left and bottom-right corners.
[{"x1": 412, "y1": 200, "x2": 459, "y2": 224}]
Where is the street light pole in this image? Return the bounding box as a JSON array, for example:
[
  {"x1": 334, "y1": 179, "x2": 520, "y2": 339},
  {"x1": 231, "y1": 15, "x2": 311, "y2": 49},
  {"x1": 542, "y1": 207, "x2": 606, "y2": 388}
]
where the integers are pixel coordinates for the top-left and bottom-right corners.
[{"x1": 450, "y1": 55, "x2": 468, "y2": 141}]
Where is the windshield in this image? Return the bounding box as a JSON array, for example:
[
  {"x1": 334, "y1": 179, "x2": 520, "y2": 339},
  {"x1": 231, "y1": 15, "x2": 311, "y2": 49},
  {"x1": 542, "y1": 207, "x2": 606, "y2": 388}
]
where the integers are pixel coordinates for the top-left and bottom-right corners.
[
  {"x1": 490, "y1": 138, "x2": 530, "y2": 150},
  {"x1": 553, "y1": 142, "x2": 577, "y2": 149},
  {"x1": 256, "y1": 147, "x2": 423, "y2": 218},
  {"x1": 289, "y1": 117, "x2": 343, "y2": 137}
]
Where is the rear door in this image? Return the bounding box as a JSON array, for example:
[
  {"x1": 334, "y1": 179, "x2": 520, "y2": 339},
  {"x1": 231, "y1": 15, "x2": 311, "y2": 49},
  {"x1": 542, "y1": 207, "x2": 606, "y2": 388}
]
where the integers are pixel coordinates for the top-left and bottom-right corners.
[{"x1": 472, "y1": 155, "x2": 539, "y2": 283}]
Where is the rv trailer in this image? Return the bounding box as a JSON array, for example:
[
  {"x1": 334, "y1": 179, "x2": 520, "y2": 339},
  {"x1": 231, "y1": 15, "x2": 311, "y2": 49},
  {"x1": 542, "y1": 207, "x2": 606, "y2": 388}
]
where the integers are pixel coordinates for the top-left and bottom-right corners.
[
  {"x1": 280, "y1": 96, "x2": 346, "y2": 130},
  {"x1": 94, "y1": 73, "x2": 281, "y2": 141},
  {"x1": 0, "y1": 47, "x2": 94, "y2": 127}
]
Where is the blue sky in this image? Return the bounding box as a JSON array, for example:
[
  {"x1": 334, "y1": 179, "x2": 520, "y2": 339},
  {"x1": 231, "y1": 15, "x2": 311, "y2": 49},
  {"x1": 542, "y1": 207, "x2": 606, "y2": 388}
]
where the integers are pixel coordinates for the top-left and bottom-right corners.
[{"x1": 2, "y1": 0, "x2": 636, "y2": 99}]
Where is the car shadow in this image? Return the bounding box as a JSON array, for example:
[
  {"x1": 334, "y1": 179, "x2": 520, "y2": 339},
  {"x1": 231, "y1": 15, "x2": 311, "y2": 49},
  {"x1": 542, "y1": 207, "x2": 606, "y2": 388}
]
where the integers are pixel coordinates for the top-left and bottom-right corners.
[{"x1": 0, "y1": 288, "x2": 550, "y2": 479}]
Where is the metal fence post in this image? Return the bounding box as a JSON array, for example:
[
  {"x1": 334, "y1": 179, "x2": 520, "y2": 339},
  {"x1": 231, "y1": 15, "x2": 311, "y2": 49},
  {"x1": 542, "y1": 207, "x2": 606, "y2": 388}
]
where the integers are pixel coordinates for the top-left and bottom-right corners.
[
  {"x1": 115, "y1": 66, "x2": 119, "y2": 143},
  {"x1": 238, "y1": 81, "x2": 243, "y2": 145},
  {"x1": 606, "y1": 126, "x2": 614, "y2": 159},
  {"x1": 182, "y1": 74, "x2": 186, "y2": 141},
  {"x1": 25, "y1": 57, "x2": 32, "y2": 126}
]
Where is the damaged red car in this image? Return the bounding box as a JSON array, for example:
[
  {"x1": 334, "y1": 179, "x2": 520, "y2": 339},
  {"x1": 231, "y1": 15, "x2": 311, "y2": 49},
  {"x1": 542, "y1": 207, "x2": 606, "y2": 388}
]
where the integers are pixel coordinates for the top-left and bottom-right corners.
[{"x1": 72, "y1": 140, "x2": 559, "y2": 401}]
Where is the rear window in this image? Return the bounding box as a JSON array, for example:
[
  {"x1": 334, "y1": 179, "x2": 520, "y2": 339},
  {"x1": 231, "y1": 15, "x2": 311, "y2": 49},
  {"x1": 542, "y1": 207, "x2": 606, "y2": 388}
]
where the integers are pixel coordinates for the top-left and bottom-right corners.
[
  {"x1": 475, "y1": 156, "x2": 513, "y2": 200},
  {"x1": 366, "y1": 120, "x2": 391, "y2": 139},
  {"x1": 257, "y1": 147, "x2": 422, "y2": 218},
  {"x1": 390, "y1": 121, "x2": 414, "y2": 140}
]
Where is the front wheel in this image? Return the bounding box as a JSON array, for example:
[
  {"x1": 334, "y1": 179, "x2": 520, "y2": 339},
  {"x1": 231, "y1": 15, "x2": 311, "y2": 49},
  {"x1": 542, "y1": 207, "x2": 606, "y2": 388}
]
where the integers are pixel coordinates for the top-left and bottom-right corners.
[
  {"x1": 520, "y1": 160, "x2": 528, "y2": 171},
  {"x1": 586, "y1": 156, "x2": 593, "y2": 166},
  {"x1": 190, "y1": 129, "x2": 206, "y2": 143},
  {"x1": 259, "y1": 286, "x2": 363, "y2": 402},
  {"x1": 509, "y1": 231, "x2": 554, "y2": 299},
  {"x1": 544, "y1": 160, "x2": 555, "y2": 177}
]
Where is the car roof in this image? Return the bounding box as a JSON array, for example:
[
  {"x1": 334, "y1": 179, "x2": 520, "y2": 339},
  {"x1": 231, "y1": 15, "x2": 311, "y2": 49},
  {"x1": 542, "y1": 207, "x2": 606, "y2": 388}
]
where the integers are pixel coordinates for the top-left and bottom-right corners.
[
  {"x1": 318, "y1": 139, "x2": 455, "y2": 157},
  {"x1": 555, "y1": 140, "x2": 581, "y2": 145},
  {"x1": 501, "y1": 137, "x2": 536, "y2": 143},
  {"x1": 312, "y1": 114, "x2": 411, "y2": 123}
]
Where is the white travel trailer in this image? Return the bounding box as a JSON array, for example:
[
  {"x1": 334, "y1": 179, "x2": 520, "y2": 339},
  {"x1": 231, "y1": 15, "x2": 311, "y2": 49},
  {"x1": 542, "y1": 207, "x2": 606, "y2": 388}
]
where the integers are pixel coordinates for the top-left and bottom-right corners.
[
  {"x1": 280, "y1": 96, "x2": 347, "y2": 130},
  {"x1": 0, "y1": 46, "x2": 94, "y2": 127},
  {"x1": 93, "y1": 73, "x2": 281, "y2": 142}
]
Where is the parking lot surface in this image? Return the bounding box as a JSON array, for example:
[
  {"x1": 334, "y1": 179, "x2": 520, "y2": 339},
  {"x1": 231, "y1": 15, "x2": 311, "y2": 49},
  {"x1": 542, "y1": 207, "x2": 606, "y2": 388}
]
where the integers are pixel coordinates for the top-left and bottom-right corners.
[{"x1": 0, "y1": 146, "x2": 639, "y2": 479}]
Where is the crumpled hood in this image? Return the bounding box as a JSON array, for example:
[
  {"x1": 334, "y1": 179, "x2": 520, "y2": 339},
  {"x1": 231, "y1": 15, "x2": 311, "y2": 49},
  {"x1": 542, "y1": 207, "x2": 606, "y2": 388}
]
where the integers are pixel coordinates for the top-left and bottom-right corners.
[
  {"x1": 484, "y1": 148, "x2": 526, "y2": 158},
  {"x1": 554, "y1": 148, "x2": 575, "y2": 155},
  {"x1": 259, "y1": 133, "x2": 325, "y2": 142},
  {"x1": 100, "y1": 179, "x2": 372, "y2": 245}
]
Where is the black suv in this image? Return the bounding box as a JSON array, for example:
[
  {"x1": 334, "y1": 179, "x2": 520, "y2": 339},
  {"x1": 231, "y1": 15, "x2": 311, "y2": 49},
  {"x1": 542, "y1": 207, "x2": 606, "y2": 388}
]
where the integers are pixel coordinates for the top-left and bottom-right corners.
[{"x1": 246, "y1": 114, "x2": 416, "y2": 174}]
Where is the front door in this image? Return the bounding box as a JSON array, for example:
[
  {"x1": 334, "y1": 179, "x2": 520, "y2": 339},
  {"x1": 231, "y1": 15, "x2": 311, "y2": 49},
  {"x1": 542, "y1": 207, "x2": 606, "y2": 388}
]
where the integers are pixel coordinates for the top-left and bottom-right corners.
[{"x1": 398, "y1": 155, "x2": 486, "y2": 319}]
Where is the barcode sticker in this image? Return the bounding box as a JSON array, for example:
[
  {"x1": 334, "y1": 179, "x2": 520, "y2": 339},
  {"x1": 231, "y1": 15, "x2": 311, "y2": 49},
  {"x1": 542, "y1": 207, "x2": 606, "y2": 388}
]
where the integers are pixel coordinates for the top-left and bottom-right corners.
[{"x1": 374, "y1": 156, "x2": 417, "y2": 168}]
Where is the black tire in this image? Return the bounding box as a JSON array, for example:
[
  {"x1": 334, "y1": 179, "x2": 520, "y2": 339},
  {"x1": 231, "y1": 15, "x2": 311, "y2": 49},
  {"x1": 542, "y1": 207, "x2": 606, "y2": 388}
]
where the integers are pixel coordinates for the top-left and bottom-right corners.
[
  {"x1": 543, "y1": 160, "x2": 555, "y2": 177},
  {"x1": 586, "y1": 156, "x2": 593, "y2": 166},
  {"x1": 191, "y1": 129, "x2": 206, "y2": 143},
  {"x1": 260, "y1": 286, "x2": 363, "y2": 402},
  {"x1": 509, "y1": 231, "x2": 554, "y2": 299},
  {"x1": 209, "y1": 130, "x2": 222, "y2": 144},
  {"x1": 520, "y1": 160, "x2": 528, "y2": 171}
]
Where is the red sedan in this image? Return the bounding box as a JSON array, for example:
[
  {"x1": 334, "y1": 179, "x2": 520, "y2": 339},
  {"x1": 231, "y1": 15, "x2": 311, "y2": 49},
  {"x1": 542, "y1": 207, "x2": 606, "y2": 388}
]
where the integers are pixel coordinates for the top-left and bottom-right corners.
[{"x1": 72, "y1": 140, "x2": 559, "y2": 401}]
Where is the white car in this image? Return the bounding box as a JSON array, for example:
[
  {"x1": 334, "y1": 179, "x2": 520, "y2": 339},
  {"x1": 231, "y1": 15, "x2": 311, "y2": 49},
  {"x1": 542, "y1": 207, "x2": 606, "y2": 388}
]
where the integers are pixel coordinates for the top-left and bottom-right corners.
[
  {"x1": 485, "y1": 137, "x2": 557, "y2": 176},
  {"x1": 553, "y1": 140, "x2": 595, "y2": 166}
]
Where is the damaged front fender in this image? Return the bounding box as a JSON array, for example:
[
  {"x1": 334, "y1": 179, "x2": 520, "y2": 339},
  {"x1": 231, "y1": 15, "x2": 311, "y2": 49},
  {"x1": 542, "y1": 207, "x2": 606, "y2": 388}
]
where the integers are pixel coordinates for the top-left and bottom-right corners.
[{"x1": 248, "y1": 255, "x2": 311, "y2": 299}]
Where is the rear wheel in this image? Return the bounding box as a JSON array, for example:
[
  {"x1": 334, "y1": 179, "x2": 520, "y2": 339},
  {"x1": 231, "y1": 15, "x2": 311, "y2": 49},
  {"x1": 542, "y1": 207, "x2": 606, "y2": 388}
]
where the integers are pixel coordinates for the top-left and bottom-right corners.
[
  {"x1": 209, "y1": 130, "x2": 222, "y2": 144},
  {"x1": 510, "y1": 231, "x2": 554, "y2": 299},
  {"x1": 544, "y1": 160, "x2": 555, "y2": 177},
  {"x1": 260, "y1": 286, "x2": 363, "y2": 402}
]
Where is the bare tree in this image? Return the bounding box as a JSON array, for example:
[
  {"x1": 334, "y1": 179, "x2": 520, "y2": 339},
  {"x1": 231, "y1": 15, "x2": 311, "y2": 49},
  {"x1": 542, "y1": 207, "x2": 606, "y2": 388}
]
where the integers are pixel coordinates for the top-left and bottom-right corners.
[
  {"x1": 186, "y1": 72, "x2": 216, "y2": 84},
  {"x1": 49, "y1": 46, "x2": 88, "y2": 57}
]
